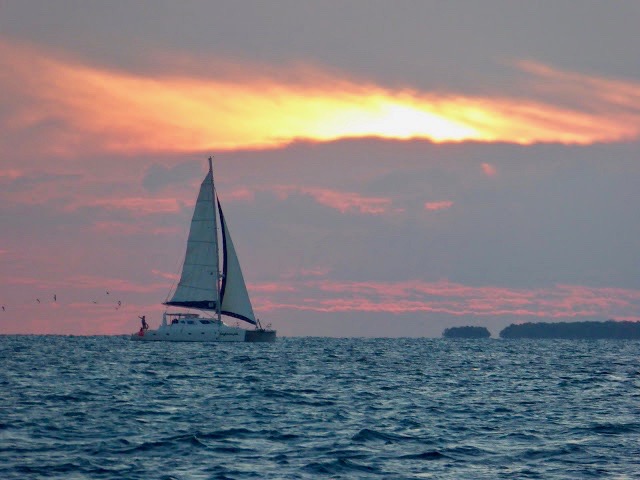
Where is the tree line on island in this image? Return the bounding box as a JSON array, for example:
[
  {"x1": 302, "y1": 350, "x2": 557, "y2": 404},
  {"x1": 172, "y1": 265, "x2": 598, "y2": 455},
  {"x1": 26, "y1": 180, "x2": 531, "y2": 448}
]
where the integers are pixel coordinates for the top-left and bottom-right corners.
[
  {"x1": 443, "y1": 320, "x2": 640, "y2": 339},
  {"x1": 442, "y1": 326, "x2": 491, "y2": 338}
]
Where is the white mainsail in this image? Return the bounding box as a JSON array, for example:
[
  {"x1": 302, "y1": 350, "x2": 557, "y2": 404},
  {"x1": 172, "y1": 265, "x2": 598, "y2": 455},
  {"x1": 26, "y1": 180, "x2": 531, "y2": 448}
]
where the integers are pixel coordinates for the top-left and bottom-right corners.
[
  {"x1": 166, "y1": 171, "x2": 219, "y2": 310},
  {"x1": 165, "y1": 164, "x2": 256, "y2": 325}
]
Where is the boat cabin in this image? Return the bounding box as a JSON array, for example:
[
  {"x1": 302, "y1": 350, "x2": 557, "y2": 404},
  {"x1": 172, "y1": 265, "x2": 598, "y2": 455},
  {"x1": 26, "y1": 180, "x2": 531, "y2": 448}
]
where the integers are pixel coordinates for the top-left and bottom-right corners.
[{"x1": 162, "y1": 312, "x2": 217, "y2": 326}]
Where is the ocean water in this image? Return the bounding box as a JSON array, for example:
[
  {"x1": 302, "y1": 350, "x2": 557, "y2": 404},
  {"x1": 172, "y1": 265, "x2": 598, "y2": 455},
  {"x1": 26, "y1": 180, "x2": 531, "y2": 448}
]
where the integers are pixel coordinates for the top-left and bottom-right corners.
[{"x1": 1, "y1": 336, "x2": 639, "y2": 479}]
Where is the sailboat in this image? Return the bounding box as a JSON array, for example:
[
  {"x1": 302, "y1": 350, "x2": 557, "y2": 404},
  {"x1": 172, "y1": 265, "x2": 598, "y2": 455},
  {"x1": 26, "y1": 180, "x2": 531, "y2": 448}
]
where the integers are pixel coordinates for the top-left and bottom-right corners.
[{"x1": 131, "y1": 157, "x2": 276, "y2": 342}]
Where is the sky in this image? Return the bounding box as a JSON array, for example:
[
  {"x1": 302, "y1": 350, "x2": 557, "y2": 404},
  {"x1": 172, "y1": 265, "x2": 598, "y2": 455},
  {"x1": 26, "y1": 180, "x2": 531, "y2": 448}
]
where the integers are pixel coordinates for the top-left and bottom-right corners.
[{"x1": 1, "y1": 1, "x2": 640, "y2": 337}]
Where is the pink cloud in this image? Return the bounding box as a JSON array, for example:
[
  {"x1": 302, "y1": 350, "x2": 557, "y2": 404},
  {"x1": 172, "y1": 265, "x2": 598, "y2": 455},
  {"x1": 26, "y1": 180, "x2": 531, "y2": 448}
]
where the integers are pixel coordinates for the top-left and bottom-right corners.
[
  {"x1": 273, "y1": 185, "x2": 395, "y2": 214},
  {"x1": 0, "y1": 170, "x2": 85, "y2": 207},
  {"x1": 3, "y1": 275, "x2": 639, "y2": 334},
  {"x1": 481, "y1": 162, "x2": 497, "y2": 177},
  {"x1": 151, "y1": 269, "x2": 180, "y2": 281},
  {"x1": 298, "y1": 267, "x2": 331, "y2": 277},
  {"x1": 281, "y1": 267, "x2": 331, "y2": 279},
  {"x1": 250, "y1": 282, "x2": 298, "y2": 293},
  {"x1": 3, "y1": 273, "x2": 166, "y2": 296},
  {"x1": 0, "y1": 169, "x2": 23, "y2": 180},
  {"x1": 250, "y1": 278, "x2": 640, "y2": 321},
  {"x1": 83, "y1": 197, "x2": 182, "y2": 215},
  {"x1": 91, "y1": 221, "x2": 179, "y2": 235},
  {"x1": 224, "y1": 187, "x2": 255, "y2": 202},
  {"x1": 424, "y1": 200, "x2": 453, "y2": 211}
]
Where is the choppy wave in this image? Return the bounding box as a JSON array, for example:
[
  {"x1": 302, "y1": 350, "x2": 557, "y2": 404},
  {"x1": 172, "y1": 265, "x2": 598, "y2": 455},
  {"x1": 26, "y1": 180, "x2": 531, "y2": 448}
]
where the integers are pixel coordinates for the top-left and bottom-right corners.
[{"x1": 1, "y1": 336, "x2": 639, "y2": 479}]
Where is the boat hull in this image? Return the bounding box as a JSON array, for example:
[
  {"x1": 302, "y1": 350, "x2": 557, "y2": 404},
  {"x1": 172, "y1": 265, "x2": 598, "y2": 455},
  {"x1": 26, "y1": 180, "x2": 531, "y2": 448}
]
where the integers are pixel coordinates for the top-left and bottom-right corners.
[
  {"x1": 245, "y1": 329, "x2": 277, "y2": 343},
  {"x1": 130, "y1": 318, "x2": 277, "y2": 343},
  {"x1": 131, "y1": 321, "x2": 246, "y2": 342}
]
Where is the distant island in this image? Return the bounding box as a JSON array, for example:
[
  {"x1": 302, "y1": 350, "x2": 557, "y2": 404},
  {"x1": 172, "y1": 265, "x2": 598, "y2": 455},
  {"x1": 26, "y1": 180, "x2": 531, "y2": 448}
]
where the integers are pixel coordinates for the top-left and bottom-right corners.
[
  {"x1": 443, "y1": 326, "x2": 491, "y2": 338},
  {"x1": 499, "y1": 320, "x2": 640, "y2": 339}
]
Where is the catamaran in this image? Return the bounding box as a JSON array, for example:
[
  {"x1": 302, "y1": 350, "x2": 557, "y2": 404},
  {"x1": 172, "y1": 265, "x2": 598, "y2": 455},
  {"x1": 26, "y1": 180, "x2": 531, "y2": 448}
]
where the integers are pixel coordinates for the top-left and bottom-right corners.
[{"x1": 131, "y1": 157, "x2": 275, "y2": 342}]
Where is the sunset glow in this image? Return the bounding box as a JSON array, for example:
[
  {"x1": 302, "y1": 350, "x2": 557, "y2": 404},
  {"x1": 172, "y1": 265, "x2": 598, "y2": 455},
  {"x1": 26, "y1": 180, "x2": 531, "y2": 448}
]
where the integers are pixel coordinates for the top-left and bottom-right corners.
[
  {"x1": 251, "y1": 279, "x2": 640, "y2": 322},
  {"x1": 2, "y1": 3, "x2": 640, "y2": 343},
  {"x1": 3, "y1": 40, "x2": 640, "y2": 159},
  {"x1": 3, "y1": 274, "x2": 639, "y2": 335}
]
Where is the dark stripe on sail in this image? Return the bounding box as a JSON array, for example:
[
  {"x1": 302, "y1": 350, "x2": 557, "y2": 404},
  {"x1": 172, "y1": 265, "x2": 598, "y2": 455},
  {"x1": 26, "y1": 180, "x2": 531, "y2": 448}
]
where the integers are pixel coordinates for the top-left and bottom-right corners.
[
  {"x1": 163, "y1": 300, "x2": 218, "y2": 310},
  {"x1": 217, "y1": 198, "x2": 229, "y2": 303},
  {"x1": 222, "y1": 310, "x2": 257, "y2": 325}
]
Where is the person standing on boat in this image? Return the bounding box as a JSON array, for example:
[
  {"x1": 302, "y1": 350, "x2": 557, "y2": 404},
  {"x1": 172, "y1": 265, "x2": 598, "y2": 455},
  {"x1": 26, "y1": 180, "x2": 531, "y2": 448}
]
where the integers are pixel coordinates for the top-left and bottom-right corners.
[{"x1": 139, "y1": 315, "x2": 148, "y2": 330}]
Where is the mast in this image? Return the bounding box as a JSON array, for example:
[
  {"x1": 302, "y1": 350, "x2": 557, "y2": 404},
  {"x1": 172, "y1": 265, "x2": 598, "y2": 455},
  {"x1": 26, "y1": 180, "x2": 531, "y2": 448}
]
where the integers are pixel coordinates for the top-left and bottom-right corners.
[{"x1": 208, "y1": 156, "x2": 222, "y2": 322}]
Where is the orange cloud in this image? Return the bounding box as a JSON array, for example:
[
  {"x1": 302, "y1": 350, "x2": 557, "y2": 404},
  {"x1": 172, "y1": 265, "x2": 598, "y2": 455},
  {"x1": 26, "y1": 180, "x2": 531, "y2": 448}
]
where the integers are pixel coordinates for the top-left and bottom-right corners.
[
  {"x1": 2, "y1": 40, "x2": 640, "y2": 158},
  {"x1": 424, "y1": 200, "x2": 453, "y2": 211}
]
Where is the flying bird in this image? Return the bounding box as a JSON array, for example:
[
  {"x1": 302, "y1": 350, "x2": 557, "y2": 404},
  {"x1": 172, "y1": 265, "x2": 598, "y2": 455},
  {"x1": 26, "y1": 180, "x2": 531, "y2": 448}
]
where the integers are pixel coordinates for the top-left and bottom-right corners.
[
  {"x1": 2, "y1": 306, "x2": 5, "y2": 311},
  {"x1": 36, "y1": 298, "x2": 40, "y2": 303},
  {"x1": 54, "y1": 294, "x2": 57, "y2": 302}
]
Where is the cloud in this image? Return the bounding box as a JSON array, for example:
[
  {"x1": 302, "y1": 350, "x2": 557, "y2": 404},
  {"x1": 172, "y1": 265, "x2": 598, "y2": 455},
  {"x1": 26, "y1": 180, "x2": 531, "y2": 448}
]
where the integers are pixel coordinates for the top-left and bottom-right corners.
[
  {"x1": 2, "y1": 40, "x2": 640, "y2": 159},
  {"x1": 91, "y1": 221, "x2": 179, "y2": 236},
  {"x1": 221, "y1": 183, "x2": 397, "y2": 215},
  {"x1": 223, "y1": 187, "x2": 255, "y2": 203},
  {"x1": 481, "y1": 162, "x2": 497, "y2": 177},
  {"x1": 518, "y1": 60, "x2": 640, "y2": 113},
  {"x1": 249, "y1": 279, "x2": 640, "y2": 322},
  {"x1": 82, "y1": 197, "x2": 183, "y2": 215},
  {"x1": 4, "y1": 273, "x2": 165, "y2": 294},
  {"x1": 0, "y1": 170, "x2": 88, "y2": 210},
  {"x1": 0, "y1": 169, "x2": 23, "y2": 180},
  {"x1": 22, "y1": 266, "x2": 623, "y2": 335},
  {"x1": 151, "y1": 269, "x2": 179, "y2": 281},
  {"x1": 424, "y1": 200, "x2": 453, "y2": 211},
  {"x1": 272, "y1": 185, "x2": 395, "y2": 215},
  {"x1": 141, "y1": 161, "x2": 202, "y2": 192},
  {"x1": 251, "y1": 282, "x2": 298, "y2": 293}
]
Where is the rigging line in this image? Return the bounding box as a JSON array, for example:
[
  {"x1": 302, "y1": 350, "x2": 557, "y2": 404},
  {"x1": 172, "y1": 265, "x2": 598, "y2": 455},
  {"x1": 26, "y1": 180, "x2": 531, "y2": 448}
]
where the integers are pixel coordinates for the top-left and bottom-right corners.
[
  {"x1": 164, "y1": 245, "x2": 188, "y2": 304},
  {"x1": 208, "y1": 156, "x2": 222, "y2": 322}
]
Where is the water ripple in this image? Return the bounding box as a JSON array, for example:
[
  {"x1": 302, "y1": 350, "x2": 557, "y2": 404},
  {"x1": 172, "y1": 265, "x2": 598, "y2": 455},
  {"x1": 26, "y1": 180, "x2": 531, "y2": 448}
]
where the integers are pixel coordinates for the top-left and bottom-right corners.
[{"x1": 1, "y1": 336, "x2": 639, "y2": 479}]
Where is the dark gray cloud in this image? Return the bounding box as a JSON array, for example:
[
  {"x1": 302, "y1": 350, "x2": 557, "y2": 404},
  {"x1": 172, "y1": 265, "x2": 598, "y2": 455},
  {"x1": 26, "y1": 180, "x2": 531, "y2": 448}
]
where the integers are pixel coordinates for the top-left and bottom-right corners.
[
  {"x1": 142, "y1": 161, "x2": 202, "y2": 192},
  {"x1": 212, "y1": 139, "x2": 640, "y2": 290},
  {"x1": 2, "y1": 1, "x2": 639, "y2": 94}
]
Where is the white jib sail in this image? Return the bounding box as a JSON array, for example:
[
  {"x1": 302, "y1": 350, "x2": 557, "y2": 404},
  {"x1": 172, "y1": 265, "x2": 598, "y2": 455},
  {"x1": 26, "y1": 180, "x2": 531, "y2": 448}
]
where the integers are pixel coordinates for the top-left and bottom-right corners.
[{"x1": 219, "y1": 201, "x2": 256, "y2": 324}]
